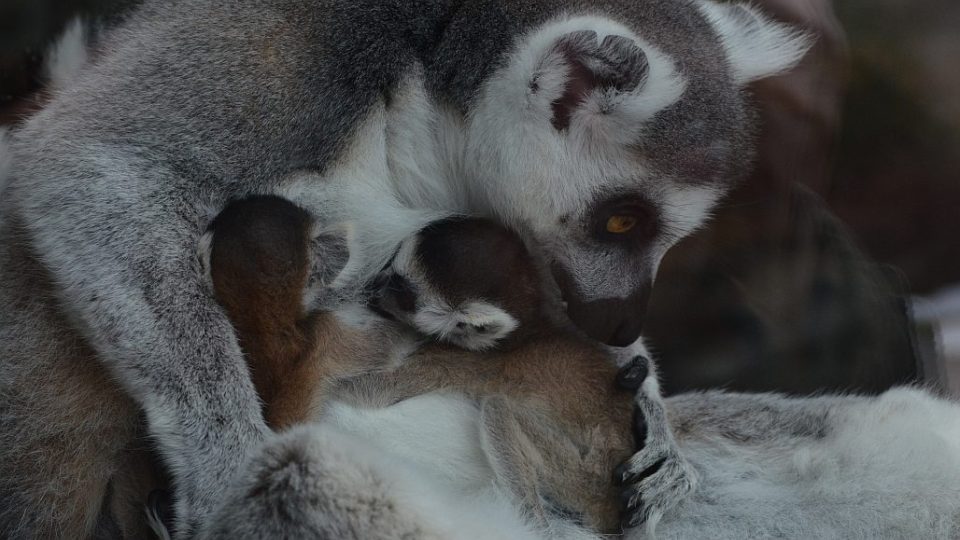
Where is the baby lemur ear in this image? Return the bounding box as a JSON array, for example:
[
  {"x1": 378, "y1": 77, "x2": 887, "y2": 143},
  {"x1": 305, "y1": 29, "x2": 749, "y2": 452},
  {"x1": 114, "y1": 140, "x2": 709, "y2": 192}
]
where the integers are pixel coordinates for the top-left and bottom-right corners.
[
  {"x1": 698, "y1": 1, "x2": 813, "y2": 85},
  {"x1": 303, "y1": 220, "x2": 355, "y2": 311},
  {"x1": 547, "y1": 30, "x2": 650, "y2": 130}
]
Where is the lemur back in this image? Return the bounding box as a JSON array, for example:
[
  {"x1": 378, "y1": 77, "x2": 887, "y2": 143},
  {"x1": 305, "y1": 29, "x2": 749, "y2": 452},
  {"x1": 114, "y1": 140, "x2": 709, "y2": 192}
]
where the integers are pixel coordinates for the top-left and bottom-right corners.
[{"x1": 207, "y1": 196, "x2": 635, "y2": 533}]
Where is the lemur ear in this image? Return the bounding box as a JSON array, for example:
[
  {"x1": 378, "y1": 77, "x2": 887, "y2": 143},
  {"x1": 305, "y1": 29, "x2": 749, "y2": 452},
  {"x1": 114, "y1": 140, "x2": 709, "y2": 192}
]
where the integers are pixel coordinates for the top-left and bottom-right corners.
[
  {"x1": 698, "y1": 1, "x2": 813, "y2": 85},
  {"x1": 548, "y1": 30, "x2": 650, "y2": 130},
  {"x1": 303, "y1": 221, "x2": 355, "y2": 311}
]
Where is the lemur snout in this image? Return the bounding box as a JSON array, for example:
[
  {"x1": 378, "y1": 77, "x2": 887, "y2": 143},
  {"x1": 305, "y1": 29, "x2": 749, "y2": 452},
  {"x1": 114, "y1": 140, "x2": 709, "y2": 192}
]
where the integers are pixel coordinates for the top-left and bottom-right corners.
[{"x1": 552, "y1": 264, "x2": 652, "y2": 347}]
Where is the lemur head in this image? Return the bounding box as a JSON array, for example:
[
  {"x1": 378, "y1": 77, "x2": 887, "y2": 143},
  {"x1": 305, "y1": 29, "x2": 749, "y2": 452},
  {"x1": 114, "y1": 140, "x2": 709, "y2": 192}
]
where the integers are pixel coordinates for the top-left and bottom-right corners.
[
  {"x1": 457, "y1": 1, "x2": 811, "y2": 345},
  {"x1": 373, "y1": 217, "x2": 552, "y2": 351}
]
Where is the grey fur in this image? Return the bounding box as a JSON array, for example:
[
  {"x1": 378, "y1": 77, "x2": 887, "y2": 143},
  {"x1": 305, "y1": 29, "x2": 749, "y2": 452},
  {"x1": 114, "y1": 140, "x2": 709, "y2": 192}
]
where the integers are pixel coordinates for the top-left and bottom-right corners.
[
  {"x1": 199, "y1": 426, "x2": 447, "y2": 540},
  {"x1": 200, "y1": 386, "x2": 960, "y2": 539},
  {"x1": 0, "y1": 0, "x2": 808, "y2": 535}
]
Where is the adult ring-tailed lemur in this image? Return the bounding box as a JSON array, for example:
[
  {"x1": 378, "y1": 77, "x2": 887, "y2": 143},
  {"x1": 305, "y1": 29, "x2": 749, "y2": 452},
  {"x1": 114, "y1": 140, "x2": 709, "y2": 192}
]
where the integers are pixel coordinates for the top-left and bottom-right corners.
[{"x1": 0, "y1": 0, "x2": 809, "y2": 536}]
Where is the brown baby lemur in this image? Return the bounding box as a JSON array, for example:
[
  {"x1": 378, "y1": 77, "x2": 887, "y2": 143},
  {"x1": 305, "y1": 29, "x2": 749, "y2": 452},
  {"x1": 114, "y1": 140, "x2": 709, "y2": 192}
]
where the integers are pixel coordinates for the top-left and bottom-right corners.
[{"x1": 206, "y1": 195, "x2": 668, "y2": 534}]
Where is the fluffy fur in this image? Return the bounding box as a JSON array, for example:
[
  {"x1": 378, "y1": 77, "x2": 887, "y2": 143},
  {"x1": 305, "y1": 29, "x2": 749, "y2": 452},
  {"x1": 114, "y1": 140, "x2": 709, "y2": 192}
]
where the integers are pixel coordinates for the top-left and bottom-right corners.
[
  {"x1": 198, "y1": 198, "x2": 641, "y2": 534},
  {"x1": 202, "y1": 387, "x2": 960, "y2": 539},
  {"x1": 0, "y1": 1, "x2": 809, "y2": 536},
  {"x1": 193, "y1": 197, "x2": 960, "y2": 539}
]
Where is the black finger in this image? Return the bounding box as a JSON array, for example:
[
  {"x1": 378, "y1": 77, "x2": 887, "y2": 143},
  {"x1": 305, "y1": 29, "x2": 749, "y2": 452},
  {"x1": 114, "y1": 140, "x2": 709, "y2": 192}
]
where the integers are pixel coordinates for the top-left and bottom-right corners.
[
  {"x1": 615, "y1": 356, "x2": 650, "y2": 390},
  {"x1": 621, "y1": 503, "x2": 651, "y2": 530},
  {"x1": 618, "y1": 454, "x2": 666, "y2": 486},
  {"x1": 632, "y1": 407, "x2": 648, "y2": 448},
  {"x1": 147, "y1": 489, "x2": 175, "y2": 533},
  {"x1": 620, "y1": 487, "x2": 642, "y2": 511}
]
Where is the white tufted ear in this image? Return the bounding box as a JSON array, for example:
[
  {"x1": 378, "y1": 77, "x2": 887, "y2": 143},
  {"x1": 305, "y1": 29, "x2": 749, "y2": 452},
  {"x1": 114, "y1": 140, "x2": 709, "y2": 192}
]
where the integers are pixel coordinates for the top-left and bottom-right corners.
[{"x1": 698, "y1": 1, "x2": 813, "y2": 85}]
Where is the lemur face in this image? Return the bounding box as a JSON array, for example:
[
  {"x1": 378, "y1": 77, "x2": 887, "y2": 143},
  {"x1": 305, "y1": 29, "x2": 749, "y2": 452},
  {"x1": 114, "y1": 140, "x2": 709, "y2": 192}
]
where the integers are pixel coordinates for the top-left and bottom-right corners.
[
  {"x1": 373, "y1": 217, "x2": 545, "y2": 351},
  {"x1": 462, "y1": 3, "x2": 810, "y2": 346}
]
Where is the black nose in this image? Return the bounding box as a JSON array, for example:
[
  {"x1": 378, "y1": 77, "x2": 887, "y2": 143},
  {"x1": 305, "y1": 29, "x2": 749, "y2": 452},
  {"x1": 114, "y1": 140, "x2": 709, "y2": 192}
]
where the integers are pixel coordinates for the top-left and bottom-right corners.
[{"x1": 564, "y1": 283, "x2": 651, "y2": 347}]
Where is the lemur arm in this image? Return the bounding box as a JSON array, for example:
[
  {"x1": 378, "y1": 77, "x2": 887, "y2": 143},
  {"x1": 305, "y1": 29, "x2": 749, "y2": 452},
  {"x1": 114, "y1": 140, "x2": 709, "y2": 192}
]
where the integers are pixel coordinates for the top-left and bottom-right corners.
[
  {"x1": 614, "y1": 355, "x2": 698, "y2": 532},
  {"x1": 14, "y1": 175, "x2": 268, "y2": 534}
]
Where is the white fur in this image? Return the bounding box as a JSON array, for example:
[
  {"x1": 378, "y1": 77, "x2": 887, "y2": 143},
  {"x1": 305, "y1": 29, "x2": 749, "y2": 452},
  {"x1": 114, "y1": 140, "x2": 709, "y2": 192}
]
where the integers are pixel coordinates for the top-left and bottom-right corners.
[
  {"x1": 302, "y1": 386, "x2": 960, "y2": 540},
  {"x1": 657, "y1": 388, "x2": 960, "y2": 539},
  {"x1": 697, "y1": 1, "x2": 813, "y2": 85},
  {"x1": 414, "y1": 301, "x2": 520, "y2": 351},
  {"x1": 275, "y1": 111, "x2": 454, "y2": 291},
  {"x1": 317, "y1": 394, "x2": 600, "y2": 540},
  {"x1": 658, "y1": 184, "x2": 723, "y2": 243},
  {"x1": 44, "y1": 18, "x2": 90, "y2": 90},
  {"x1": 465, "y1": 14, "x2": 688, "y2": 232},
  {"x1": 385, "y1": 69, "x2": 471, "y2": 212}
]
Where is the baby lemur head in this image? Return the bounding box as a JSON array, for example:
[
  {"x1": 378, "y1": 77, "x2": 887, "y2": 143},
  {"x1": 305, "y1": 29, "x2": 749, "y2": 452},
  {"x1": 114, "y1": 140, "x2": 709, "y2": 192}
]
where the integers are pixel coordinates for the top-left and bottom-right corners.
[
  {"x1": 204, "y1": 198, "x2": 554, "y2": 353},
  {"x1": 205, "y1": 195, "x2": 316, "y2": 336},
  {"x1": 373, "y1": 216, "x2": 558, "y2": 351}
]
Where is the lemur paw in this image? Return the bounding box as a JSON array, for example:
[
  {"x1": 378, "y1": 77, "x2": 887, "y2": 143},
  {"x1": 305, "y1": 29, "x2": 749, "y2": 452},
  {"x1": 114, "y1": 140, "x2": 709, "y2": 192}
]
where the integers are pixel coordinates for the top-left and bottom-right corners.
[
  {"x1": 614, "y1": 356, "x2": 698, "y2": 531},
  {"x1": 615, "y1": 431, "x2": 697, "y2": 530}
]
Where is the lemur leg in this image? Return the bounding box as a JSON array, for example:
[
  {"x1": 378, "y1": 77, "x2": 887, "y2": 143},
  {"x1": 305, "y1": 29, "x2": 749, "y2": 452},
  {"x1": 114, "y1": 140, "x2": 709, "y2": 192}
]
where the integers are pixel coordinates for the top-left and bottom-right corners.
[
  {"x1": 478, "y1": 397, "x2": 551, "y2": 529},
  {"x1": 0, "y1": 211, "x2": 141, "y2": 538},
  {"x1": 615, "y1": 355, "x2": 697, "y2": 533}
]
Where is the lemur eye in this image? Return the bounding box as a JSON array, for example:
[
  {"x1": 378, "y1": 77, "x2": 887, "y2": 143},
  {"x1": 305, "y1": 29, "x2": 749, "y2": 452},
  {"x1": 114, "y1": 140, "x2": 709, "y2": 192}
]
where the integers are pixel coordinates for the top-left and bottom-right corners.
[
  {"x1": 606, "y1": 215, "x2": 637, "y2": 234},
  {"x1": 592, "y1": 197, "x2": 658, "y2": 245}
]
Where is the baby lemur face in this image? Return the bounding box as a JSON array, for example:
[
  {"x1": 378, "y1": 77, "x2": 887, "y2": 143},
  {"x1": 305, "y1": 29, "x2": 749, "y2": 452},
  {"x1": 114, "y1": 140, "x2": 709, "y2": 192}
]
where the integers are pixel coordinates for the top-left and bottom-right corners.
[{"x1": 373, "y1": 217, "x2": 550, "y2": 351}]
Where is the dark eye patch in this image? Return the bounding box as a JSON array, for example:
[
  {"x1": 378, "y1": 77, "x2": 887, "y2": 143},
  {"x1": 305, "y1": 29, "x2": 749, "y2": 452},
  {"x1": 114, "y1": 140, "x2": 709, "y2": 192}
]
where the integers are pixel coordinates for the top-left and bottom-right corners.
[
  {"x1": 384, "y1": 273, "x2": 417, "y2": 313},
  {"x1": 590, "y1": 196, "x2": 659, "y2": 246}
]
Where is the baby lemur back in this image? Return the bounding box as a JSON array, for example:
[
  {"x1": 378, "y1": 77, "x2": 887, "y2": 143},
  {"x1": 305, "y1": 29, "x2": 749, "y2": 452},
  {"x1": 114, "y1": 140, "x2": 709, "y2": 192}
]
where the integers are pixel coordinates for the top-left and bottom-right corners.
[{"x1": 207, "y1": 196, "x2": 635, "y2": 533}]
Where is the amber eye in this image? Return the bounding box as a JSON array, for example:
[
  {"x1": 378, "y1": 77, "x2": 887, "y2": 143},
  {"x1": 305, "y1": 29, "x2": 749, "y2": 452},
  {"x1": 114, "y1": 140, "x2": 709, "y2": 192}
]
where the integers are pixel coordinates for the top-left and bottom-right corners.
[{"x1": 606, "y1": 215, "x2": 638, "y2": 234}]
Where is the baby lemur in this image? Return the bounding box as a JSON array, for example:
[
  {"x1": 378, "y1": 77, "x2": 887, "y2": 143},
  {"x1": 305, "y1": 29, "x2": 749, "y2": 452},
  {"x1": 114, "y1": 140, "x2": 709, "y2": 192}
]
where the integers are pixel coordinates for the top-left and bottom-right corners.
[{"x1": 206, "y1": 195, "x2": 644, "y2": 533}]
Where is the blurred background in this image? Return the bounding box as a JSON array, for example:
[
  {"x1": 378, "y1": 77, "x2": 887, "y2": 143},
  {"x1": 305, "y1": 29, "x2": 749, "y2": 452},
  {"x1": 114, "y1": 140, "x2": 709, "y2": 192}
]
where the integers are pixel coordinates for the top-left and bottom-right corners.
[{"x1": 2, "y1": 0, "x2": 958, "y2": 395}]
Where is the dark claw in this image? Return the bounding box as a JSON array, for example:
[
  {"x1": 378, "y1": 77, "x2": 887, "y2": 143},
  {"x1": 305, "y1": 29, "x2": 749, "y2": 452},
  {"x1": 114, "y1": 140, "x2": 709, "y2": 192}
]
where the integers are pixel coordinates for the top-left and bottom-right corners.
[
  {"x1": 620, "y1": 487, "x2": 642, "y2": 511},
  {"x1": 632, "y1": 407, "x2": 648, "y2": 448},
  {"x1": 617, "y1": 454, "x2": 666, "y2": 486},
  {"x1": 614, "y1": 461, "x2": 630, "y2": 484},
  {"x1": 621, "y1": 504, "x2": 649, "y2": 530},
  {"x1": 615, "y1": 356, "x2": 650, "y2": 390},
  {"x1": 147, "y1": 489, "x2": 175, "y2": 533}
]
